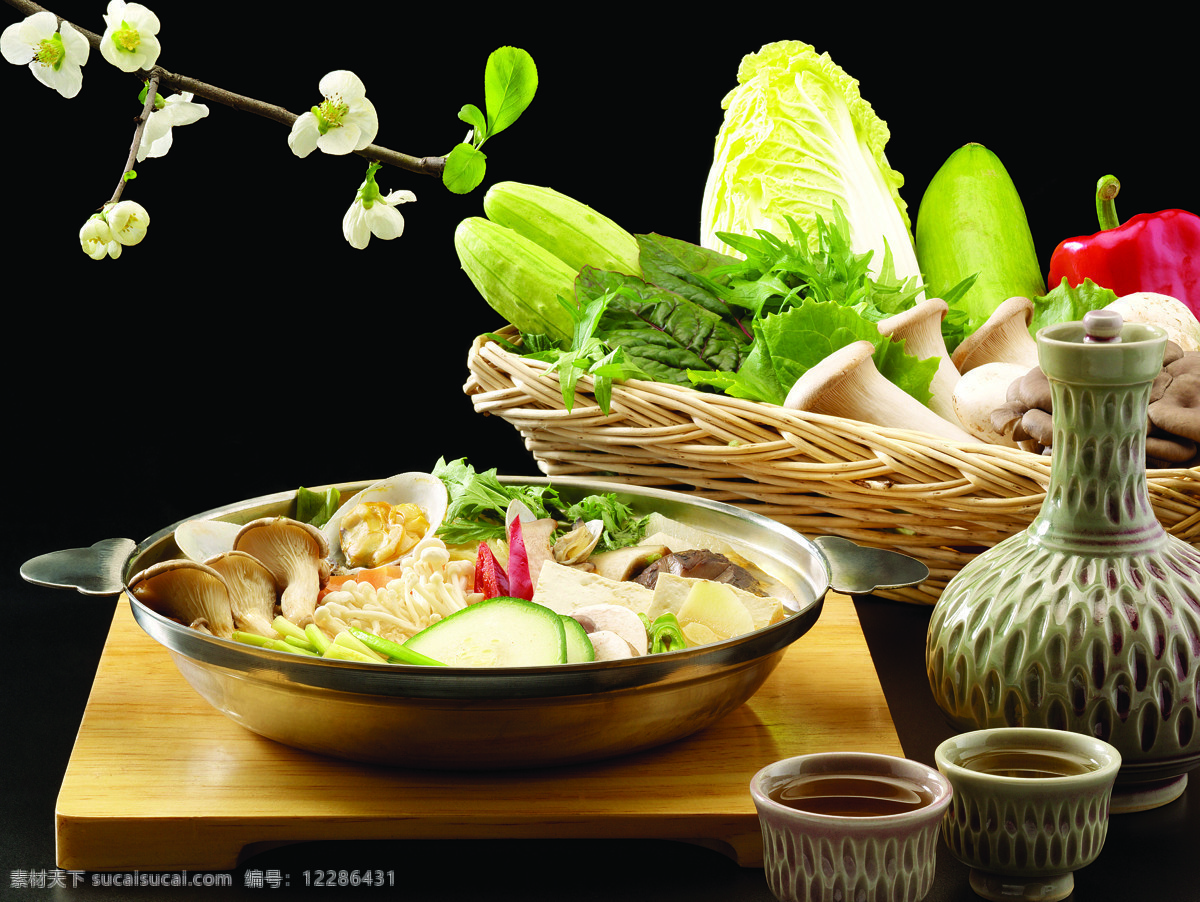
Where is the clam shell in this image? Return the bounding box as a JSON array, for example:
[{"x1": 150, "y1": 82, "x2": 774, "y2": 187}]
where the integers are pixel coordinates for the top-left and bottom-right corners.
[
  {"x1": 321, "y1": 471, "x2": 449, "y2": 570},
  {"x1": 175, "y1": 519, "x2": 241, "y2": 562}
]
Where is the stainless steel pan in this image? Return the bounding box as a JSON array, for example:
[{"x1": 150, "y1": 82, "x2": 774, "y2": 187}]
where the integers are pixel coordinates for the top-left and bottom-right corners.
[{"x1": 22, "y1": 477, "x2": 927, "y2": 768}]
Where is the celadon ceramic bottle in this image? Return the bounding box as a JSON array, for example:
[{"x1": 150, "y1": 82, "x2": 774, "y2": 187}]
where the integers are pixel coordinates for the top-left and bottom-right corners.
[{"x1": 925, "y1": 311, "x2": 1200, "y2": 812}]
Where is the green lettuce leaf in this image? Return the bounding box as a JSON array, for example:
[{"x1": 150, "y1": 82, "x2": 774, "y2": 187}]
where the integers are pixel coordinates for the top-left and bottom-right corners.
[
  {"x1": 688, "y1": 298, "x2": 938, "y2": 406},
  {"x1": 1030, "y1": 278, "x2": 1119, "y2": 334},
  {"x1": 700, "y1": 41, "x2": 918, "y2": 281}
]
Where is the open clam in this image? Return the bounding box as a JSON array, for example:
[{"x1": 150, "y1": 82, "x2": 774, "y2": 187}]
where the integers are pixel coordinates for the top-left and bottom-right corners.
[{"x1": 320, "y1": 471, "x2": 449, "y2": 572}]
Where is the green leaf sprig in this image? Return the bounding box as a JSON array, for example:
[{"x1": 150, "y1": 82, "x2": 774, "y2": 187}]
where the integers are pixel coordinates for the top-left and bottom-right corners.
[
  {"x1": 443, "y1": 47, "x2": 537, "y2": 195},
  {"x1": 521, "y1": 289, "x2": 652, "y2": 415}
]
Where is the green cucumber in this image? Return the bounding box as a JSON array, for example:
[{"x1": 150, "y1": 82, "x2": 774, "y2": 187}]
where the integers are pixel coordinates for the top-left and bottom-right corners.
[
  {"x1": 483, "y1": 181, "x2": 642, "y2": 276},
  {"x1": 455, "y1": 216, "x2": 579, "y2": 341},
  {"x1": 560, "y1": 615, "x2": 596, "y2": 663},
  {"x1": 403, "y1": 597, "x2": 567, "y2": 667},
  {"x1": 915, "y1": 143, "x2": 1046, "y2": 337}
]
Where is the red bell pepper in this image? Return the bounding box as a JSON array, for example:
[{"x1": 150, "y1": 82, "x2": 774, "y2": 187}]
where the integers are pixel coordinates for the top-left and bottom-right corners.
[
  {"x1": 1047, "y1": 175, "x2": 1200, "y2": 318},
  {"x1": 474, "y1": 541, "x2": 509, "y2": 599}
]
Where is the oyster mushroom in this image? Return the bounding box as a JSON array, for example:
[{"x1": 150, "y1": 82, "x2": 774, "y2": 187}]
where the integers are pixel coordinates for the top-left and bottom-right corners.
[
  {"x1": 234, "y1": 517, "x2": 329, "y2": 627},
  {"x1": 951, "y1": 296, "x2": 1039, "y2": 374},
  {"x1": 783, "y1": 340, "x2": 975, "y2": 443},
  {"x1": 877, "y1": 298, "x2": 962, "y2": 427},
  {"x1": 128, "y1": 559, "x2": 235, "y2": 638},
  {"x1": 1148, "y1": 354, "x2": 1200, "y2": 454},
  {"x1": 205, "y1": 550, "x2": 280, "y2": 638}
]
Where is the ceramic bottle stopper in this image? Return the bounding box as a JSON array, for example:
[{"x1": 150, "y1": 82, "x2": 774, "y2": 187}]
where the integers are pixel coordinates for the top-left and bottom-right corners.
[{"x1": 925, "y1": 310, "x2": 1200, "y2": 812}]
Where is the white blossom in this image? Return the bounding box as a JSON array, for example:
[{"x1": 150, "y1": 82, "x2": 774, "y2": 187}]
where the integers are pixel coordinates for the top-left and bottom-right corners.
[
  {"x1": 79, "y1": 215, "x2": 119, "y2": 260},
  {"x1": 288, "y1": 70, "x2": 378, "y2": 158},
  {"x1": 342, "y1": 163, "x2": 415, "y2": 249},
  {"x1": 107, "y1": 200, "x2": 150, "y2": 246},
  {"x1": 1, "y1": 10, "x2": 90, "y2": 99},
  {"x1": 100, "y1": 1, "x2": 161, "y2": 73},
  {"x1": 137, "y1": 92, "x2": 209, "y2": 161}
]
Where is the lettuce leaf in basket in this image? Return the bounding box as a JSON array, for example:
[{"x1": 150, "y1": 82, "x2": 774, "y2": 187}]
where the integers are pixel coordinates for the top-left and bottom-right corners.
[{"x1": 689, "y1": 298, "x2": 939, "y2": 406}]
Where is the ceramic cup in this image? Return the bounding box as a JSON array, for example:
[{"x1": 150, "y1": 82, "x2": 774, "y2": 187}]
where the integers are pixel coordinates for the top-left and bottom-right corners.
[
  {"x1": 935, "y1": 727, "x2": 1121, "y2": 902},
  {"x1": 750, "y1": 752, "x2": 953, "y2": 902}
]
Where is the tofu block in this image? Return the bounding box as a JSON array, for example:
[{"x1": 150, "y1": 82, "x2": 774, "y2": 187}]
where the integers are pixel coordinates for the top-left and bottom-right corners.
[{"x1": 532, "y1": 559, "x2": 656, "y2": 617}]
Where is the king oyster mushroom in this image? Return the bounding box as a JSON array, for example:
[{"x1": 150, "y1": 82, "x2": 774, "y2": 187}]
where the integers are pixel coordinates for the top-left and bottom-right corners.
[
  {"x1": 783, "y1": 340, "x2": 976, "y2": 443},
  {"x1": 204, "y1": 550, "x2": 280, "y2": 637},
  {"x1": 128, "y1": 559, "x2": 235, "y2": 638},
  {"x1": 234, "y1": 517, "x2": 329, "y2": 627},
  {"x1": 950, "y1": 296, "x2": 1039, "y2": 374},
  {"x1": 321, "y1": 472, "x2": 449, "y2": 572},
  {"x1": 877, "y1": 298, "x2": 963, "y2": 427}
]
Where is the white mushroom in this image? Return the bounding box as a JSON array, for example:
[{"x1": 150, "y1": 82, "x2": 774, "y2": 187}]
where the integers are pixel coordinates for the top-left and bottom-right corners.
[
  {"x1": 783, "y1": 340, "x2": 976, "y2": 443},
  {"x1": 128, "y1": 559, "x2": 235, "y2": 638},
  {"x1": 571, "y1": 603, "x2": 649, "y2": 656},
  {"x1": 1104, "y1": 292, "x2": 1200, "y2": 351},
  {"x1": 877, "y1": 298, "x2": 962, "y2": 427},
  {"x1": 587, "y1": 630, "x2": 639, "y2": 662},
  {"x1": 951, "y1": 362, "x2": 1029, "y2": 447},
  {"x1": 951, "y1": 296, "x2": 1039, "y2": 374},
  {"x1": 234, "y1": 517, "x2": 329, "y2": 628},
  {"x1": 205, "y1": 550, "x2": 280, "y2": 638}
]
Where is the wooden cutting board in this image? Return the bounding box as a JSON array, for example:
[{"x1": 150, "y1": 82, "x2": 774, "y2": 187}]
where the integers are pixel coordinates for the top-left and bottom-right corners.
[{"x1": 56, "y1": 592, "x2": 901, "y2": 872}]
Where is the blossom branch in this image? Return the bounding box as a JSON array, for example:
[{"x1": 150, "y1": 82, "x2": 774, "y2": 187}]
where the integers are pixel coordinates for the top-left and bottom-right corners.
[
  {"x1": 108, "y1": 69, "x2": 156, "y2": 204},
  {"x1": 4, "y1": 0, "x2": 447, "y2": 178}
]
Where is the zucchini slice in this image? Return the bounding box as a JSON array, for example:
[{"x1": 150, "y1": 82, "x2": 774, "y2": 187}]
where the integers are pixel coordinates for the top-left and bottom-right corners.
[{"x1": 403, "y1": 597, "x2": 568, "y2": 667}]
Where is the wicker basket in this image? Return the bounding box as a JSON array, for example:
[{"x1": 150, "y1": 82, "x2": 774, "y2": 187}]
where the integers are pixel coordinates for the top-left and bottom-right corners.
[{"x1": 464, "y1": 331, "x2": 1200, "y2": 604}]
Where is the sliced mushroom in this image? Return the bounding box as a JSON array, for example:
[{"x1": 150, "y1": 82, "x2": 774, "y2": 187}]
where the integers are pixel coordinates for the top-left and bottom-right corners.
[
  {"x1": 587, "y1": 630, "x2": 639, "y2": 662},
  {"x1": 128, "y1": 559, "x2": 235, "y2": 638},
  {"x1": 877, "y1": 298, "x2": 962, "y2": 427},
  {"x1": 951, "y1": 296, "x2": 1039, "y2": 374},
  {"x1": 571, "y1": 603, "x2": 648, "y2": 656},
  {"x1": 205, "y1": 550, "x2": 279, "y2": 638},
  {"x1": 234, "y1": 517, "x2": 329, "y2": 628},
  {"x1": 518, "y1": 517, "x2": 558, "y2": 586},
  {"x1": 783, "y1": 340, "x2": 975, "y2": 443}
]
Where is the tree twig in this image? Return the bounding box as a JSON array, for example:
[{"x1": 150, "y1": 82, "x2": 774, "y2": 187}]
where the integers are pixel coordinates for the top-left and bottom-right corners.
[
  {"x1": 4, "y1": 0, "x2": 447, "y2": 178},
  {"x1": 108, "y1": 70, "x2": 158, "y2": 204}
]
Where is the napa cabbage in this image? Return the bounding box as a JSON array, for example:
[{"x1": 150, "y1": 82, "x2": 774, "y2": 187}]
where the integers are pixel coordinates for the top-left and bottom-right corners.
[{"x1": 700, "y1": 41, "x2": 920, "y2": 282}]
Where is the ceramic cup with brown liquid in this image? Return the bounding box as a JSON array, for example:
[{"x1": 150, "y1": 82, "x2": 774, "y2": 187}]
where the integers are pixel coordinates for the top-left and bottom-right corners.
[
  {"x1": 935, "y1": 727, "x2": 1121, "y2": 902},
  {"x1": 750, "y1": 752, "x2": 953, "y2": 902}
]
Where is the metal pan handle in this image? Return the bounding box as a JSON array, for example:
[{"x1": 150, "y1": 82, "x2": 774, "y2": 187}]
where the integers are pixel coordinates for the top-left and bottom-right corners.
[
  {"x1": 20, "y1": 538, "x2": 137, "y2": 597},
  {"x1": 814, "y1": 535, "x2": 929, "y2": 595}
]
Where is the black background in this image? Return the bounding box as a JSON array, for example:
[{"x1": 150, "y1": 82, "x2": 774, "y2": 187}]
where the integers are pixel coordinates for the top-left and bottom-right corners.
[
  {"x1": 4, "y1": 3, "x2": 1198, "y2": 897},
  {"x1": 6, "y1": 4, "x2": 1195, "y2": 550}
]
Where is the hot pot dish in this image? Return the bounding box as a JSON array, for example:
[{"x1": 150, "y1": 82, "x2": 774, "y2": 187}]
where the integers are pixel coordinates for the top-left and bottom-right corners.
[{"x1": 21, "y1": 463, "x2": 927, "y2": 768}]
